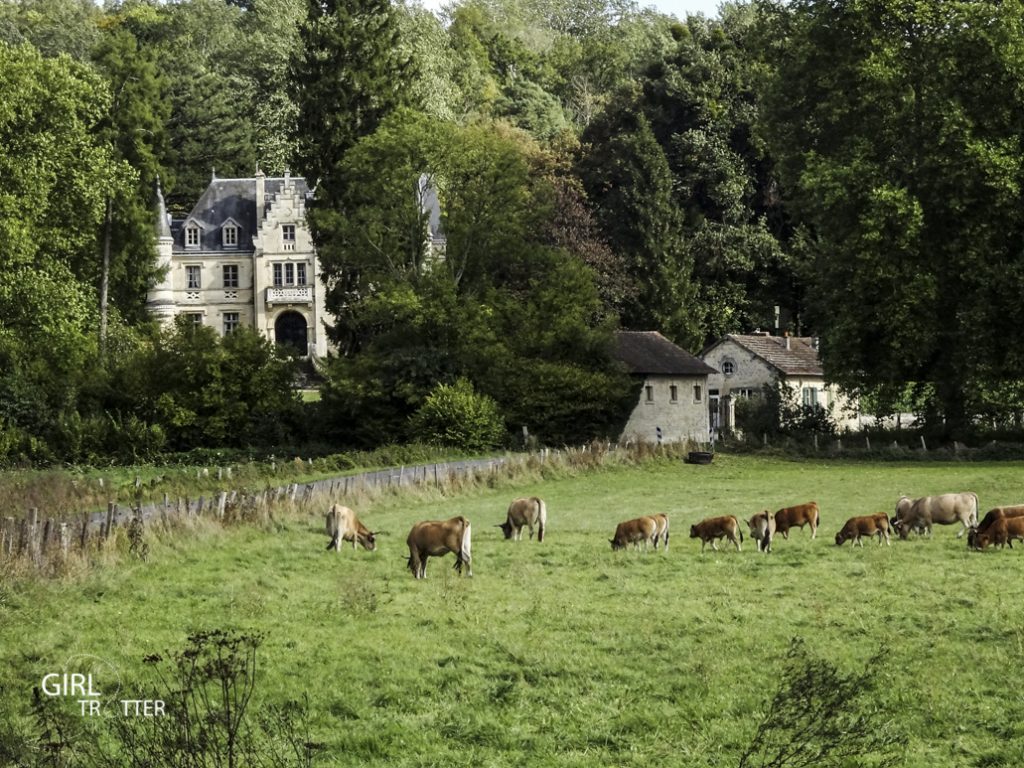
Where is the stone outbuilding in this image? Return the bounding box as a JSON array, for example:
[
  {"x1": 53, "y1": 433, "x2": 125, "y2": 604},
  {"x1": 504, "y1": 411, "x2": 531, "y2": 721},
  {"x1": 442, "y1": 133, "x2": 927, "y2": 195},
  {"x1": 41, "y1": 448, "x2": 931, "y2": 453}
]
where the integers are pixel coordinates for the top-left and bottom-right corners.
[{"x1": 614, "y1": 331, "x2": 717, "y2": 444}]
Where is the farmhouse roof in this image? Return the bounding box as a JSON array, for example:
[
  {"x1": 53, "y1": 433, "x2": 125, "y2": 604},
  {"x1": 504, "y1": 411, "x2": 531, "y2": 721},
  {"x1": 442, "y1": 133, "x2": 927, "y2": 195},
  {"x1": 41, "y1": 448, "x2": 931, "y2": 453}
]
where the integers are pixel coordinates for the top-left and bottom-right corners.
[
  {"x1": 615, "y1": 331, "x2": 717, "y2": 376},
  {"x1": 706, "y1": 334, "x2": 824, "y2": 376}
]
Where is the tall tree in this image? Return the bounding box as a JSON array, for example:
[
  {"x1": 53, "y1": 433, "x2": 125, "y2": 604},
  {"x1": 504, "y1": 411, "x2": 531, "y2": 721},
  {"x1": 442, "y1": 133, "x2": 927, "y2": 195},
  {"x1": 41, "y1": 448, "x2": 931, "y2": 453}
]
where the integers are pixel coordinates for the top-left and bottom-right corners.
[
  {"x1": 289, "y1": 0, "x2": 412, "y2": 202},
  {"x1": 93, "y1": 24, "x2": 170, "y2": 331},
  {"x1": 577, "y1": 99, "x2": 702, "y2": 348},
  {"x1": 758, "y1": 0, "x2": 1024, "y2": 433}
]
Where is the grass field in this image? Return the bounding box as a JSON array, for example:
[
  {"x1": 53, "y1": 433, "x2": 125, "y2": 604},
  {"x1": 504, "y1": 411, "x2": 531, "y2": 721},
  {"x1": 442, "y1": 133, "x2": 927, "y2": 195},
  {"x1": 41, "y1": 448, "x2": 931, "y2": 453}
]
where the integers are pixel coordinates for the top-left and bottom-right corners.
[{"x1": 3, "y1": 454, "x2": 1024, "y2": 767}]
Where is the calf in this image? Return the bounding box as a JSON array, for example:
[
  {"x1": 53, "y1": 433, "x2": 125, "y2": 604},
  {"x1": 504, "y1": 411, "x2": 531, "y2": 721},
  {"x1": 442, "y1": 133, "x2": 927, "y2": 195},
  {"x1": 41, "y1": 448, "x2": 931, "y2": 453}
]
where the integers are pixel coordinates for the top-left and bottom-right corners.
[
  {"x1": 690, "y1": 515, "x2": 743, "y2": 552},
  {"x1": 406, "y1": 516, "x2": 472, "y2": 579},
  {"x1": 325, "y1": 504, "x2": 377, "y2": 552},
  {"x1": 747, "y1": 510, "x2": 777, "y2": 553},
  {"x1": 835, "y1": 513, "x2": 891, "y2": 547},
  {"x1": 974, "y1": 515, "x2": 1024, "y2": 550},
  {"x1": 774, "y1": 502, "x2": 820, "y2": 540},
  {"x1": 497, "y1": 497, "x2": 547, "y2": 542},
  {"x1": 610, "y1": 516, "x2": 658, "y2": 552},
  {"x1": 968, "y1": 506, "x2": 1024, "y2": 549}
]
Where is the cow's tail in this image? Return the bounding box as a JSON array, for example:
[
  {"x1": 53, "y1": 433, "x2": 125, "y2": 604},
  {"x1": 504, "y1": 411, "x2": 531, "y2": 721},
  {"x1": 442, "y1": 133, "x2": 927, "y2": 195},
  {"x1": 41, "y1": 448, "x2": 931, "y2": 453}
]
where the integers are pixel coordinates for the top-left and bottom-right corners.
[
  {"x1": 461, "y1": 518, "x2": 473, "y2": 575},
  {"x1": 536, "y1": 498, "x2": 546, "y2": 543}
]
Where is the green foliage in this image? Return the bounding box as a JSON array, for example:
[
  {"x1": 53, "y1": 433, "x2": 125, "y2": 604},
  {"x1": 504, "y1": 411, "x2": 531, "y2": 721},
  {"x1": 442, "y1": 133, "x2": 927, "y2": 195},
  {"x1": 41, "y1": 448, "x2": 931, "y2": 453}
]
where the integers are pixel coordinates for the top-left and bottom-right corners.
[
  {"x1": 735, "y1": 380, "x2": 838, "y2": 439},
  {"x1": 758, "y1": 0, "x2": 1024, "y2": 435},
  {"x1": 410, "y1": 378, "x2": 506, "y2": 451}
]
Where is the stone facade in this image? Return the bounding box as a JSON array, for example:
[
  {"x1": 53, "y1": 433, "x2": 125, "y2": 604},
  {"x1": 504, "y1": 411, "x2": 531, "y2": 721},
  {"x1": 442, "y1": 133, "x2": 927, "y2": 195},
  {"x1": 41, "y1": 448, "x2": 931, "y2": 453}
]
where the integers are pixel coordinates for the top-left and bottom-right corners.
[
  {"x1": 147, "y1": 170, "x2": 329, "y2": 357},
  {"x1": 700, "y1": 334, "x2": 859, "y2": 432},
  {"x1": 615, "y1": 331, "x2": 717, "y2": 444}
]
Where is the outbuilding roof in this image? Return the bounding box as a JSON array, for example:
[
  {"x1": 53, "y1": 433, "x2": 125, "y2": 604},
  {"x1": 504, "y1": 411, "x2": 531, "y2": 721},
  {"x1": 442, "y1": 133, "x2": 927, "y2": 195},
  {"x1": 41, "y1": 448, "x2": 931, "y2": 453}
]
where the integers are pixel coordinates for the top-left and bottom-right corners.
[
  {"x1": 615, "y1": 331, "x2": 718, "y2": 376},
  {"x1": 705, "y1": 334, "x2": 823, "y2": 376}
]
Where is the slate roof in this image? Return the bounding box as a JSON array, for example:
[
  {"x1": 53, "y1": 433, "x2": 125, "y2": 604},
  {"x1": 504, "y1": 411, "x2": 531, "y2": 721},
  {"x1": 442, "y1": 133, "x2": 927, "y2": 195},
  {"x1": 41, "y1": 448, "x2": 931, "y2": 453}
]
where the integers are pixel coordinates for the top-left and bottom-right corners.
[
  {"x1": 615, "y1": 331, "x2": 718, "y2": 376},
  {"x1": 709, "y1": 334, "x2": 823, "y2": 376},
  {"x1": 170, "y1": 176, "x2": 311, "y2": 252}
]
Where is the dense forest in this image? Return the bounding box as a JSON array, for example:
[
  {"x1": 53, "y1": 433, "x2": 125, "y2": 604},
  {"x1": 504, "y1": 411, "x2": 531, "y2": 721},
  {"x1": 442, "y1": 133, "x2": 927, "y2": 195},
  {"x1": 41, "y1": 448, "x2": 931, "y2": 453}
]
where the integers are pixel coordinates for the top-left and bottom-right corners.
[{"x1": 2, "y1": 0, "x2": 1024, "y2": 464}]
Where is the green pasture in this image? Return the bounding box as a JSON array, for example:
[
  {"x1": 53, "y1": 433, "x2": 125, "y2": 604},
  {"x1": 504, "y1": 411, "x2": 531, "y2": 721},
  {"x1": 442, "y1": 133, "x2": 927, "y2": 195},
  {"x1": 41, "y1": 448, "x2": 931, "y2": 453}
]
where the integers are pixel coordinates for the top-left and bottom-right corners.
[{"x1": 3, "y1": 454, "x2": 1024, "y2": 766}]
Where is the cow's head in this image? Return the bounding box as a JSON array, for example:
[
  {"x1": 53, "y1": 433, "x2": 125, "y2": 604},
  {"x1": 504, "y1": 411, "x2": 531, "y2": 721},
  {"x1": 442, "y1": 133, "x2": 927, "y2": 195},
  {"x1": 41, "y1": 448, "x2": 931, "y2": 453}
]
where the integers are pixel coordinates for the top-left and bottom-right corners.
[
  {"x1": 689, "y1": 525, "x2": 699, "y2": 539},
  {"x1": 609, "y1": 538, "x2": 624, "y2": 551},
  {"x1": 496, "y1": 521, "x2": 514, "y2": 539},
  {"x1": 975, "y1": 532, "x2": 992, "y2": 550},
  {"x1": 357, "y1": 531, "x2": 378, "y2": 551},
  {"x1": 835, "y1": 530, "x2": 849, "y2": 546}
]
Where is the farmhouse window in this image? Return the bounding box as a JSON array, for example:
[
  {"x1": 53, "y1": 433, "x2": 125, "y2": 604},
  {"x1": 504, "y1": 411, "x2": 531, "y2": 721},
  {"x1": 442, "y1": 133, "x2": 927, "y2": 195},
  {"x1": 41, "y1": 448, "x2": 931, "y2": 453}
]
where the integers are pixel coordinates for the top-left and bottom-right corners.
[
  {"x1": 282, "y1": 224, "x2": 295, "y2": 251},
  {"x1": 223, "y1": 312, "x2": 240, "y2": 334},
  {"x1": 296, "y1": 262, "x2": 307, "y2": 285},
  {"x1": 185, "y1": 225, "x2": 200, "y2": 248},
  {"x1": 185, "y1": 313, "x2": 203, "y2": 327},
  {"x1": 670, "y1": 385, "x2": 678, "y2": 403},
  {"x1": 645, "y1": 385, "x2": 653, "y2": 403},
  {"x1": 722, "y1": 360, "x2": 735, "y2": 375},
  {"x1": 223, "y1": 264, "x2": 239, "y2": 288},
  {"x1": 186, "y1": 265, "x2": 201, "y2": 289},
  {"x1": 693, "y1": 385, "x2": 703, "y2": 403},
  {"x1": 223, "y1": 224, "x2": 238, "y2": 248},
  {"x1": 802, "y1": 387, "x2": 819, "y2": 407}
]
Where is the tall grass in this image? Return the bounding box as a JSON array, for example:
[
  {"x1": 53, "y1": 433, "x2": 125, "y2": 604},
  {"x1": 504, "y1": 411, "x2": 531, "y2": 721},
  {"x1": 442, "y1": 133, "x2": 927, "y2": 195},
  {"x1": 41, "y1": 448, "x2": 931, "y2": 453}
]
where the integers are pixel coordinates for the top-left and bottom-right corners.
[{"x1": 2, "y1": 453, "x2": 1023, "y2": 767}]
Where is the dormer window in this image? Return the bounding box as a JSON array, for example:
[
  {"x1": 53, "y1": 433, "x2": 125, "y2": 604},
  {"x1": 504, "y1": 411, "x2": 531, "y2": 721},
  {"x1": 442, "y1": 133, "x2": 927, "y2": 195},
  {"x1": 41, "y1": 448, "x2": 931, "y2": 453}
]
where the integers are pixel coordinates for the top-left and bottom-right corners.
[
  {"x1": 223, "y1": 223, "x2": 238, "y2": 248},
  {"x1": 185, "y1": 225, "x2": 200, "y2": 248}
]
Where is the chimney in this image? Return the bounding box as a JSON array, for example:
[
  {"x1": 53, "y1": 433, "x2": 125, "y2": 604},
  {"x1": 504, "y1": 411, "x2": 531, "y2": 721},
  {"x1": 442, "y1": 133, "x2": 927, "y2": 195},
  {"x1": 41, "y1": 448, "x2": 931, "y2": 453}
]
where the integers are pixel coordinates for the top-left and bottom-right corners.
[
  {"x1": 255, "y1": 166, "x2": 265, "y2": 227},
  {"x1": 785, "y1": 334, "x2": 791, "y2": 350}
]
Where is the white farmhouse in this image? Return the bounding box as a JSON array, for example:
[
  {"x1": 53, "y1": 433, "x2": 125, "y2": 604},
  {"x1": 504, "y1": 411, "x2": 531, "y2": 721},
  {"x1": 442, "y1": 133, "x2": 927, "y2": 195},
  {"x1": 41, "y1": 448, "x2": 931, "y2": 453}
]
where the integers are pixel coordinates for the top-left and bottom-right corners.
[
  {"x1": 147, "y1": 169, "x2": 330, "y2": 357},
  {"x1": 615, "y1": 331, "x2": 718, "y2": 444},
  {"x1": 700, "y1": 333, "x2": 859, "y2": 433}
]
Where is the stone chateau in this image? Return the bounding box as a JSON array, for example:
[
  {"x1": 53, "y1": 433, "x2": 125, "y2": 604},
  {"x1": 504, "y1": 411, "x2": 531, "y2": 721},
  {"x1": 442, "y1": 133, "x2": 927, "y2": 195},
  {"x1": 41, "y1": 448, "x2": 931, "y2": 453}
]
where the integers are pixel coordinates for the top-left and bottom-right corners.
[{"x1": 147, "y1": 169, "x2": 329, "y2": 357}]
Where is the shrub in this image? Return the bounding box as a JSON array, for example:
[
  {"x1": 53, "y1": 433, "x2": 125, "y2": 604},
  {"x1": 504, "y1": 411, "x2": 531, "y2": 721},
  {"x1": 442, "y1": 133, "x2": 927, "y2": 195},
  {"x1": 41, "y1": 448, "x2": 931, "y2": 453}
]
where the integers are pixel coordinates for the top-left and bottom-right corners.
[{"x1": 409, "y1": 379, "x2": 506, "y2": 451}]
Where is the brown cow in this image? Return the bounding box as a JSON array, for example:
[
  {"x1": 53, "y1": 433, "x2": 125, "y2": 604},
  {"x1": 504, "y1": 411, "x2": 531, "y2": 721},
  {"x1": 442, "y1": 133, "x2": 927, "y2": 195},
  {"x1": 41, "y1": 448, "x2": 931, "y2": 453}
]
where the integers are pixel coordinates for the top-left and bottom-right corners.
[
  {"x1": 325, "y1": 504, "x2": 378, "y2": 552},
  {"x1": 406, "y1": 516, "x2": 472, "y2": 579},
  {"x1": 974, "y1": 515, "x2": 1024, "y2": 550},
  {"x1": 497, "y1": 497, "x2": 547, "y2": 542},
  {"x1": 968, "y1": 506, "x2": 1024, "y2": 549},
  {"x1": 774, "y1": 502, "x2": 820, "y2": 540},
  {"x1": 892, "y1": 493, "x2": 978, "y2": 539},
  {"x1": 690, "y1": 515, "x2": 743, "y2": 552},
  {"x1": 747, "y1": 510, "x2": 777, "y2": 553},
  {"x1": 835, "y1": 513, "x2": 891, "y2": 547},
  {"x1": 651, "y1": 513, "x2": 670, "y2": 551},
  {"x1": 610, "y1": 516, "x2": 658, "y2": 551}
]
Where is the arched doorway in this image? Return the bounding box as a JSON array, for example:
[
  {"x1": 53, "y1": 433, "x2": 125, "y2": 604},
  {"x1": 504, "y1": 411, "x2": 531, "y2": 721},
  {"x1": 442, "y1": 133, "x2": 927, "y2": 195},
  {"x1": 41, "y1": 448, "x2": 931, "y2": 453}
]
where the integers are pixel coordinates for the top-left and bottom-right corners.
[{"x1": 274, "y1": 311, "x2": 308, "y2": 356}]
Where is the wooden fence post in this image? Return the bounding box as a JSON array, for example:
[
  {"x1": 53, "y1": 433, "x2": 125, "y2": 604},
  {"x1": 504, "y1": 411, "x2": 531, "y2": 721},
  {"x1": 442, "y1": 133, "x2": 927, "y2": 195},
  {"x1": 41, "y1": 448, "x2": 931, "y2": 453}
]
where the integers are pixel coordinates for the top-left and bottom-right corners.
[
  {"x1": 60, "y1": 523, "x2": 70, "y2": 559},
  {"x1": 217, "y1": 492, "x2": 227, "y2": 520},
  {"x1": 105, "y1": 503, "x2": 117, "y2": 539}
]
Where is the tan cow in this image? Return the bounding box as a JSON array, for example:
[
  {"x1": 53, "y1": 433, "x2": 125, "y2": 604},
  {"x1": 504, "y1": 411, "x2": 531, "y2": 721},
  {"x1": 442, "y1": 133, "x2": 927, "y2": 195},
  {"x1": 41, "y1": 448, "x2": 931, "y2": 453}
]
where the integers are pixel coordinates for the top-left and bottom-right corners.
[
  {"x1": 325, "y1": 504, "x2": 378, "y2": 552},
  {"x1": 974, "y1": 515, "x2": 1024, "y2": 550},
  {"x1": 610, "y1": 516, "x2": 658, "y2": 551},
  {"x1": 690, "y1": 515, "x2": 743, "y2": 552},
  {"x1": 774, "y1": 502, "x2": 820, "y2": 540},
  {"x1": 747, "y1": 510, "x2": 777, "y2": 553},
  {"x1": 968, "y1": 506, "x2": 1024, "y2": 549},
  {"x1": 835, "y1": 513, "x2": 891, "y2": 547},
  {"x1": 651, "y1": 513, "x2": 670, "y2": 551},
  {"x1": 406, "y1": 516, "x2": 472, "y2": 579},
  {"x1": 893, "y1": 493, "x2": 979, "y2": 539},
  {"x1": 497, "y1": 497, "x2": 547, "y2": 542}
]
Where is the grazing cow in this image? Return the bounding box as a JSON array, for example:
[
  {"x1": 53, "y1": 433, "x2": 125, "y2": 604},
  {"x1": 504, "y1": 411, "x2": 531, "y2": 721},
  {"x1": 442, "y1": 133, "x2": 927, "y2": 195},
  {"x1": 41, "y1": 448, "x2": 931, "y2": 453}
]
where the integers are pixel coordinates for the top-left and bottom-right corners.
[
  {"x1": 325, "y1": 504, "x2": 378, "y2": 552},
  {"x1": 689, "y1": 515, "x2": 743, "y2": 552},
  {"x1": 968, "y1": 506, "x2": 1024, "y2": 549},
  {"x1": 651, "y1": 513, "x2": 670, "y2": 551},
  {"x1": 835, "y1": 513, "x2": 891, "y2": 547},
  {"x1": 774, "y1": 502, "x2": 820, "y2": 540},
  {"x1": 747, "y1": 510, "x2": 777, "y2": 553},
  {"x1": 893, "y1": 493, "x2": 979, "y2": 539},
  {"x1": 406, "y1": 517, "x2": 472, "y2": 579},
  {"x1": 610, "y1": 516, "x2": 658, "y2": 551},
  {"x1": 497, "y1": 497, "x2": 547, "y2": 542},
  {"x1": 974, "y1": 514, "x2": 1024, "y2": 550}
]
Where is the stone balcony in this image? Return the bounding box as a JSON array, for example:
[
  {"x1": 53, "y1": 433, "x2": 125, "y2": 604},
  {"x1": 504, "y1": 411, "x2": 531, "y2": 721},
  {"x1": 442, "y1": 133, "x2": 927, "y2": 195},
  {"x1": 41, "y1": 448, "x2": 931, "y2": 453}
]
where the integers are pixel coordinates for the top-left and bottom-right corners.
[{"x1": 265, "y1": 285, "x2": 313, "y2": 305}]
